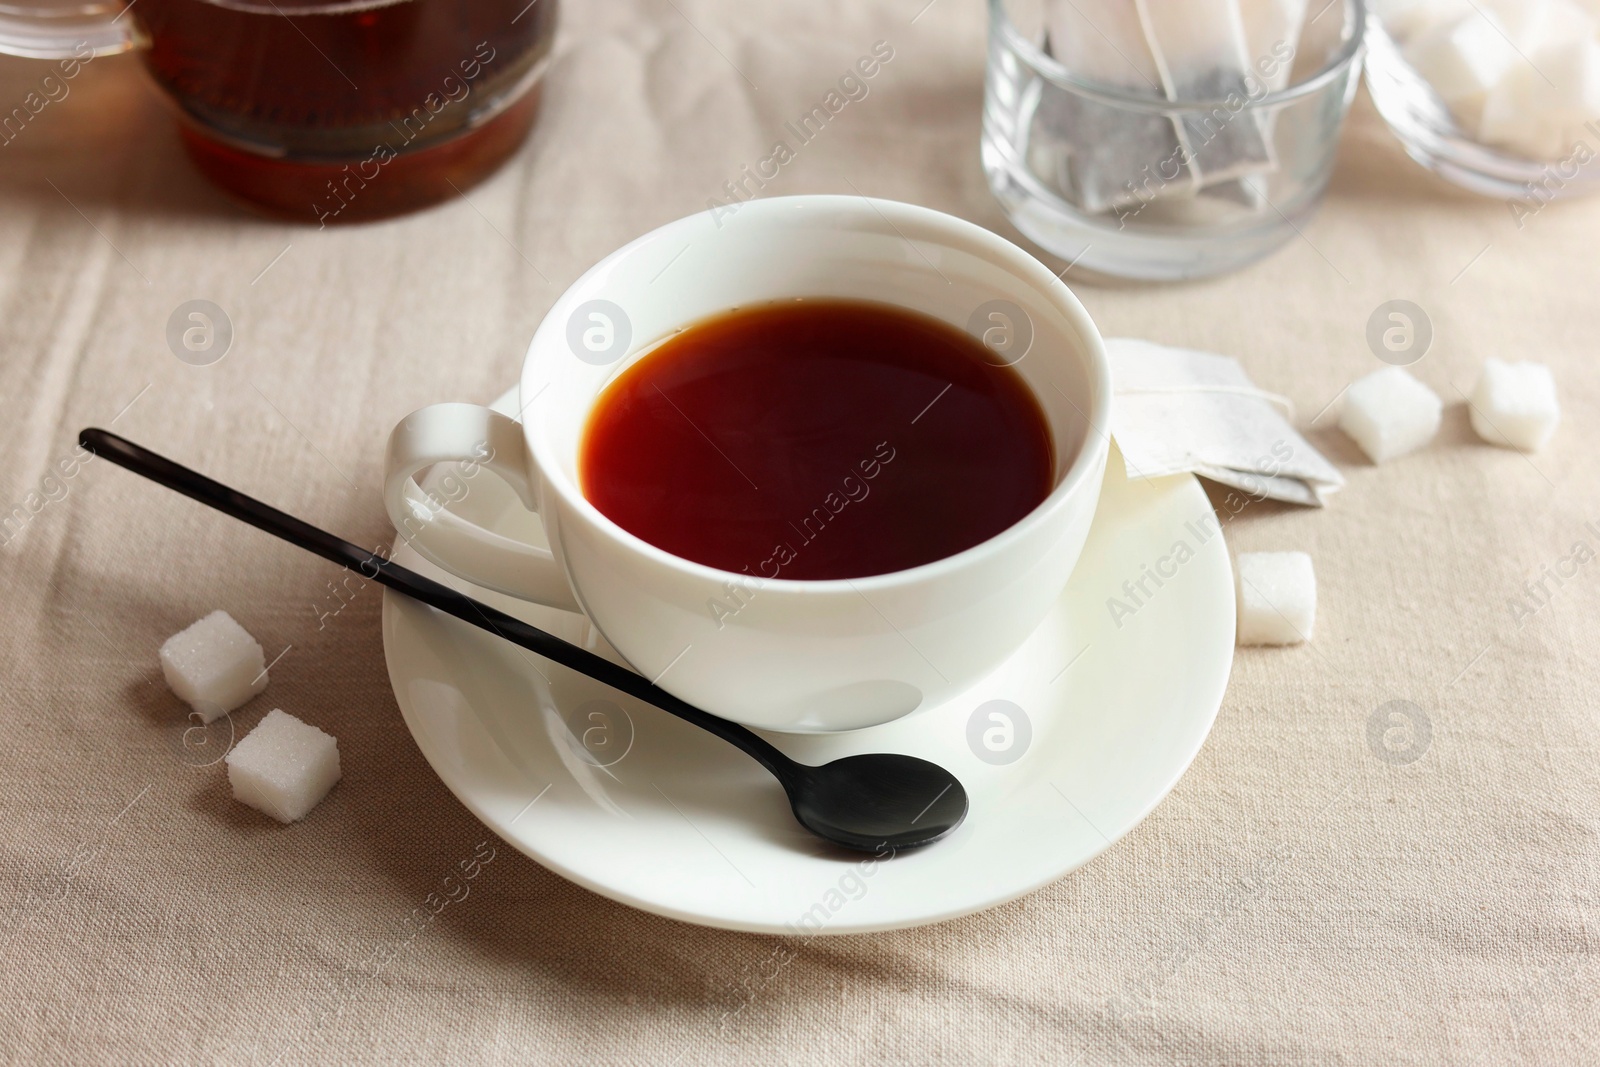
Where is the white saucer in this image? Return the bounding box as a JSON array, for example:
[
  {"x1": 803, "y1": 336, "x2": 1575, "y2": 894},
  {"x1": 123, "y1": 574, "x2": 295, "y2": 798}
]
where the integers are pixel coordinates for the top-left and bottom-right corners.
[{"x1": 382, "y1": 388, "x2": 1235, "y2": 934}]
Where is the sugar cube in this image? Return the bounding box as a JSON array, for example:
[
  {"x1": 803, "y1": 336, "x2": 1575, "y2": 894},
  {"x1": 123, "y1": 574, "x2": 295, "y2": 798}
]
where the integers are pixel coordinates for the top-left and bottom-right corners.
[
  {"x1": 1485, "y1": 0, "x2": 1598, "y2": 51},
  {"x1": 1479, "y1": 39, "x2": 1600, "y2": 156},
  {"x1": 226, "y1": 709, "x2": 341, "y2": 823},
  {"x1": 1339, "y1": 367, "x2": 1443, "y2": 464},
  {"x1": 1535, "y1": 36, "x2": 1600, "y2": 123},
  {"x1": 1371, "y1": 0, "x2": 1472, "y2": 41},
  {"x1": 1404, "y1": 11, "x2": 1517, "y2": 103},
  {"x1": 160, "y1": 610, "x2": 268, "y2": 723},
  {"x1": 1236, "y1": 551, "x2": 1316, "y2": 646},
  {"x1": 1480, "y1": 94, "x2": 1576, "y2": 158},
  {"x1": 1469, "y1": 357, "x2": 1561, "y2": 451}
]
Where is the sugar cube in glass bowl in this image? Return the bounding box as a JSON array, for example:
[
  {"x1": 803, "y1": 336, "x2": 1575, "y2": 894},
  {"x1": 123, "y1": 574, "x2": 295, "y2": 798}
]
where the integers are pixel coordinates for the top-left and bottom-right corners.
[{"x1": 1365, "y1": 0, "x2": 1600, "y2": 199}]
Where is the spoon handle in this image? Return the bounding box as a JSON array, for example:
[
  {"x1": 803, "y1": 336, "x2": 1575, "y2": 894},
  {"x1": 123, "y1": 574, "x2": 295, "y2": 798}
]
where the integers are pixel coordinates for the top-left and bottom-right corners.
[{"x1": 78, "y1": 428, "x2": 795, "y2": 778}]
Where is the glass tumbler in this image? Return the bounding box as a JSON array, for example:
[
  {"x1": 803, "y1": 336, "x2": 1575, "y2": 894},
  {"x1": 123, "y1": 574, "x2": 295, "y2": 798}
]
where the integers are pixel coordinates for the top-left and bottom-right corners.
[
  {"x1": 982, "y1": 0, "x2": 1366, "y2": 281},
  {"x1": 0, "y1": 0, "x2": 558, "y2": 223}
]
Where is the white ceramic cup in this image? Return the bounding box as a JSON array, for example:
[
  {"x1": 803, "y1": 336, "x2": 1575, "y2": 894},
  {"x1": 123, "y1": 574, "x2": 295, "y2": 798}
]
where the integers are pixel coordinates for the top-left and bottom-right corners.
[{"x1": 385, "y1": 195, "x2": 1111, "y2": 733}]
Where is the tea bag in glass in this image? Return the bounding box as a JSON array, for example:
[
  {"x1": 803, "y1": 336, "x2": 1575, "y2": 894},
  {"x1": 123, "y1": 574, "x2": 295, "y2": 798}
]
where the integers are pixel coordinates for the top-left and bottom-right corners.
[
  {"x1": 1238, "y1": 0, "x2": 1311, "y2": 91},
  {"x1": 1200, "y1": 0, "x2": 1308, "y2": 207},
  {"x1": 1135, "y1": 0, "x2": 1279, "y2": 186},
  {"x1": 1039, "y1": 0, "x2": 1198, "y2": 213}
]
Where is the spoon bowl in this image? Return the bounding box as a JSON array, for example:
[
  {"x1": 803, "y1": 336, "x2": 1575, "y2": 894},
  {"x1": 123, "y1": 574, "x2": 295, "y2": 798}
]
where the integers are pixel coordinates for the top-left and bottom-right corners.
[
  {"x1": 80, "y1": 428, "x2": 969, "y2": 854},
  {"x1": 788, "y1": 753, "x2": 968, "y2": 852}
]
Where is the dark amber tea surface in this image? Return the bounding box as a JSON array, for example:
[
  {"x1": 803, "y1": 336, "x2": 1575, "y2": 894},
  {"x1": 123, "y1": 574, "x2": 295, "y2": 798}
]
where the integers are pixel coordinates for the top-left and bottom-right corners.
[{"x1": 579, "y1": 300, "x2": 1055, "y2": 581}]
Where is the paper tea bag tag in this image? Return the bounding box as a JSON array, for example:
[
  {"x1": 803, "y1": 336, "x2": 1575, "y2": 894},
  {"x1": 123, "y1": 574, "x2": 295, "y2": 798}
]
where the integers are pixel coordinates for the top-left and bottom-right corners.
[
  {"x1": 1136, "y1": 0, "x2": 1279, "y2": 184},
  {"x1": 1237, "y1": 0, "x2": 1310, "y2": 91}
]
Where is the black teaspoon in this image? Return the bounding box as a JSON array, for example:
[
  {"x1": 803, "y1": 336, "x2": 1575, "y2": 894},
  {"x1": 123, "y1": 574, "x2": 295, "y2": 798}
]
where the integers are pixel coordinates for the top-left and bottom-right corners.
[{"x1": 81, "y1": 429, "x2": 968, "y2": 852}]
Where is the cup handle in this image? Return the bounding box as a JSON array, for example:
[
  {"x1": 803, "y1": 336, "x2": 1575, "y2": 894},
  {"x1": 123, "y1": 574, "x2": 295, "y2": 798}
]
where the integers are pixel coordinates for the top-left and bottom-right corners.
[
  {"x1": 384, "y1": 403, "x2": 580, "y2": 613},
  {"x1": 0, "y1": 4, "x2": 135, "y2": 60}
]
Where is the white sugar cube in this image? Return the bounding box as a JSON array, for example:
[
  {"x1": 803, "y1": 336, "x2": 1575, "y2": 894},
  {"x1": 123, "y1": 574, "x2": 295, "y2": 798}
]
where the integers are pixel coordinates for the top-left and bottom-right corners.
[
  {"x1": 1372, "y1": 0, "x2": 1471, "y2": 41},
  {"x1": 1454, "y1": 0, "x2": 1600, "y2": 154},
  {"x1": 226, "y1": 709, "x2": 341, "y2": 823},
  {"x1": 1405, "y1": 11, "x2": 1517, "y2": 103},
  {"x1": 1486, "y1": 0, "x2": 1598, "y2": 51},
  {"x1": 1469, "y1": 357, "x2": 1561, "y2": 451},
  {"x1": 1479, "y1": 41, "x2": 1600, "y2": 156},
  {"x1": 160, "y1": 610, "x2": 268, "y2": 723},
  {"x1": 1340, "y1": 367, "x2": 1443, "y2": 464},
  {"x1": 1532, "y1": 37, "x2": 1600, "y2": 124},
  {"x1": 1480, "y1": 98, "x2": 1576, "y2": 159},
  {"x1": 1236, "y1": 551, "x2": 1316, "y2": 646},
  {"x1": 1479, "y1": 0, "x2": 1547, "y2": 45}
]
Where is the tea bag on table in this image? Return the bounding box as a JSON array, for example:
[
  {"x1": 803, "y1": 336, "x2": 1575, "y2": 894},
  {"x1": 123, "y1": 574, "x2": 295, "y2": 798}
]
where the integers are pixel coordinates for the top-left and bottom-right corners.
[{"x1": 1108, "y1": 338, "x2": 1344, "y2": 507}]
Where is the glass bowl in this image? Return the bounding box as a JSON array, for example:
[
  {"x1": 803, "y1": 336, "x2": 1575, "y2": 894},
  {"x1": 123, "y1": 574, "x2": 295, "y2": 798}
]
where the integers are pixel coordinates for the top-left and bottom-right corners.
[{"x1": 1364, "y1": 11, "x2": 1600, "y2": 201}]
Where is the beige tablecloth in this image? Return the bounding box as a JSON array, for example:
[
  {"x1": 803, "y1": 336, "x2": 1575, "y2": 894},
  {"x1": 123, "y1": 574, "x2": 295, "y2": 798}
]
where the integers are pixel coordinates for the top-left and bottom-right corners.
[{"x1": 2, "y1": 2, "x2": 1597, "y2": 1063}]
